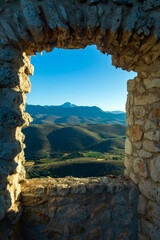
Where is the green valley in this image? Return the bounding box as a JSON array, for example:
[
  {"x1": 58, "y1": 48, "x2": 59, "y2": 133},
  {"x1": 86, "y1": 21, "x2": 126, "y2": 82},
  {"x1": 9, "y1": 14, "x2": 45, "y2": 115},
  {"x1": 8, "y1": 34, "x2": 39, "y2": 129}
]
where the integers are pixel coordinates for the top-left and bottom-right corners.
[{"x1": 23, "y1": 123, "x2": 126, "y2": 178}]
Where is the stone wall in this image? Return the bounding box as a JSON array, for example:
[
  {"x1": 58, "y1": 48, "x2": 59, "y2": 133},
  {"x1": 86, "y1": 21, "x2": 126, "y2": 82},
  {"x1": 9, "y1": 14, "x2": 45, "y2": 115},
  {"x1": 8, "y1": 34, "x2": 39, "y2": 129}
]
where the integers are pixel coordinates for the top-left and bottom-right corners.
[
  {"x1": 20, "y1": 176, "x2": 138, "y2": 240},
  {"x1": 125, "y1": 73, "x2": 160, "y2": 239},
  {"x1": 0, "y1": 0, "x2": 160, "y2": 239},
  {"x1": 0, "y1": 46, "x2": 33, "y2": 239}
]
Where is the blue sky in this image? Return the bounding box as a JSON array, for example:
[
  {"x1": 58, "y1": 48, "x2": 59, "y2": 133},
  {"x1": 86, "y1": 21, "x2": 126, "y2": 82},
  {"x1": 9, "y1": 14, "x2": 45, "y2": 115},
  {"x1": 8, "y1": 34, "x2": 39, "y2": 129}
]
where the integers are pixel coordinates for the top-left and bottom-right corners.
[{"x1": 28, "y1": 45, "x2": 137, "y2": 111}]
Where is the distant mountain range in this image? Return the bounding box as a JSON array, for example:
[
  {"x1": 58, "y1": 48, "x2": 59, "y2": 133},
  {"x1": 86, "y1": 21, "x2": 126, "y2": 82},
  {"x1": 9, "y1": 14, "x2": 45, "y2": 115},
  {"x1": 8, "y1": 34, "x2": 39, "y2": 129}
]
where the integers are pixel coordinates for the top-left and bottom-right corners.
[{"x1": 26, "y1": 102, "x2": 126, "y2": 125}]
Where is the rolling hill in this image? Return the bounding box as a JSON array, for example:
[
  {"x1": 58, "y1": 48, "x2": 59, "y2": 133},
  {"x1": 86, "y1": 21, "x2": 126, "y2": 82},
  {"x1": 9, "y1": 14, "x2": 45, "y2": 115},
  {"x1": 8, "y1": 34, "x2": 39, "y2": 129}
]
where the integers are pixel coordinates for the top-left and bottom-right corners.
[{"x1": 23, "y1": 123, "x2": 126, "y2": 160}]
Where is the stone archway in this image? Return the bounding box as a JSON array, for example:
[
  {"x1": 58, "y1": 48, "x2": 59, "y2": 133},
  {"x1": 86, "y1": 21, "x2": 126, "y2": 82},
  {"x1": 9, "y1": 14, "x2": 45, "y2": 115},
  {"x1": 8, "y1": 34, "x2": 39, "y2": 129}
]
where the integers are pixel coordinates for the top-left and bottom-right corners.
[{"x1": 0, "y1": 0, "x2": 160, "y2": 239}]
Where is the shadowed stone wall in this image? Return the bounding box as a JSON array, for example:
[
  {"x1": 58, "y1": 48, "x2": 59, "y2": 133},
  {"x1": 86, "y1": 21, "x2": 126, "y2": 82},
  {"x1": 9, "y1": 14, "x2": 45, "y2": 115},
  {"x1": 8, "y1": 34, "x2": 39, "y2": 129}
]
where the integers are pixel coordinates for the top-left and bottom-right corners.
[
  {"x1": 0, "y1": 0, "x2": 160, "y2": 239},
  {"x1": 20, "y1": 176, "x2": 138, "y2": 240}
]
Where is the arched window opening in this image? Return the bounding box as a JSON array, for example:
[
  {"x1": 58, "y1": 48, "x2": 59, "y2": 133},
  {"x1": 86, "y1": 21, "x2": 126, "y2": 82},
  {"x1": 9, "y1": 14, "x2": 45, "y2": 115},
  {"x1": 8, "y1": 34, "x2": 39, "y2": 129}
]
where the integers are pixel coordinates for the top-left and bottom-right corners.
[{"x1": 23, "y1": 46, "x2": 137, "y2": 179}]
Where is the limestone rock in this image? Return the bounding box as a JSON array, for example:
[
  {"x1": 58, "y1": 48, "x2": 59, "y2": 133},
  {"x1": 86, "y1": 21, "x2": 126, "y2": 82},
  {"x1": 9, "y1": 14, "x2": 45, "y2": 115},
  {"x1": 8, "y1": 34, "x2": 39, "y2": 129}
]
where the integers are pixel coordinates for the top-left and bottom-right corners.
[
  {"x1": 148, "y1": 201, "x2": 160, "y2": 228},
  {"x1": 133, "y1": 158, "x2": 149, "y2": 178},
  {"x1": 21, "y1": 0, "x2": 44, "y2": 41},
  {"x1": 138, "y1": 149, "x2": 152, "y2": 159},
  {"x1": 134, "y1": 94, "x2": 160, "y2": 106},
  {"x1": 20, "y1": 176, "x2": 138, "y2": 240},
  {"x1": 0, "y1": 196, "x2": 6, "y2": 221},
  {"x1": 143, "y1": 140, "x2": 160, "y2": 153},
  {"x1": 139, "y1": 180, "x2": 158, "y2": 201},
  {"x1": 145, "y1": 119, "x2": 157, "y2": 130},
  {"x1": 138, "y1": 194, "x2": 147, "y2": 215},
  {"x1": 0, "y1": 48, "x2": 19, "y2": 62},
  {"x1": 0, "y1": 141, "x2": 21, "y2": 160},
  {"x1": 143, "y1": 0, "x2": 160, "y2": 11},
  {"x1": 0, "y1": 25, "x2": 9, "y2": 45},
  {"x1": 124, "y1": 156, "x2": 132, "y2": 170},
  {"x1": 150, "y1": 156, "x2": 160, "y2": 183},
  {"x1": 141, "y1": 218, "x2": 160, "y2": 240},
  {"x1": 1, "y1": 0, "x2": 160, "y2": 239},
  {"x1": 134, "y1": 106, "x2": 146, "y2": 117},
  {"x1": 0, "y1": 19, "x2": 18, "y2": 42},
  {"x1": 127, "y1": 79, "x2": 136, "y2": 92},
  {"x1": 149, "y1": 106, "x2": 160, "y2": 119},
  {"x1": 0, "y1": 67, "x2": 19, "y2": 88},
  {"x1": 144, "y1": 130, "x2": 160, "y2": 142},
  {"x1": 130, "y1": 125, "x2": 143, "y2": 142},
  {"x1": 125, "y1": 137, "x2": 133, "y2": 155},
  {"x1": 134, "y1": 141, "x2": 142, "y2": 150},
  {"x1": 144, "y1": 78, "x2": 160, "y2": 89}
]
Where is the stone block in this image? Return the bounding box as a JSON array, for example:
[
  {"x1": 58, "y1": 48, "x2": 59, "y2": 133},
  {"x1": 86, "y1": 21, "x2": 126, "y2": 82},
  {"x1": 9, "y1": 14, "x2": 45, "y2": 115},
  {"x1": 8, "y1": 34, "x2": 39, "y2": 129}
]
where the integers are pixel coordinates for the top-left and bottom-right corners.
[
  {"x1": 125, "y1": 137, "x2": 133, "y2": 155},
  {"x1": 143, "y1": 0, "x2": 160, "y2": 11},
  {"x1": 0, "y1": 107, "x2": 25, "y2": 128},
  {"x1": 0, "y1": 160, "x2": 18, "y2": 178},
  {"x1": 46, "y1": 0, "x2": 67, "y2": 30},
  {"x1": 133, "y1": 106, "x2": 146, "y2": 117},
  {"x1": 127, "y1": 79, "x2": 136, "y2": 92},
  {"x1": 143, "y1": 140, "x2": 160, "y2": 153},
  {"x1": 138, "y1": 233, "x2": 149, "y2": 240},
  {"x1": 0, "y1": 19, "x2": 18, "y2": 42},
  {"x1": 21, "y1": 0, "x2": 44, "y2": 41},
  {"x1": 141, "y1": 218, "x2": 160, "y2": 240},
  {"x1": 138, "y1": 149, "x2": 152, "y2": 158},
  {"x1": 13, "y1": 11, "x2": 30, "y2": 43},
  {"x1": 133, "y1": 158, "x2": 149, "y2": 178},
  {"x1": 0, "y1": 126, "x2": 16, "y2": 143},
  {"x1": 130, "y1": 125, "x2": 143, "y2": 142},
  {"x1": 139, "y1": 180, "x2": 158, "y2": 201},
  {"x1": 0, "y1": 25, "x2": 9, "y2": 45},
  {"x1": 136, "y1": 84, "x2": 146, "y2": 94},
  {"x1": 7, "y1": 202, "x2": 22, "y2": 225},
  {"x1": 135, "y1": 119, "x2": 144, "y2": 125},
  {"x1": 144, "y1": 130, "x2": 160, "y2": 142},
  {"x1": 71, "y1": 183, "x2": 86, "y2": 194},
  {"x1": 22, "y1": 184, "x2": 45, "y2": 198},
  {"x1": 0, "y1": 47, "x2": 19, "y2": 62},
  {"x1": 19, "y1": 73, "x2": 31, "y2": 93},
  {"x1": 148, "y1": 201, "x2": 160, "y2": 228},
  {"x1": 0, "y1": 141, "x2": 21, "y2": 161},
  {"x1": 144, "y1": 78, "x2": 160, "y2": 89},
  {"x1": 0, "y1": 88, "x2": 24, "y2": 109},
  {"x1": 134, "y1": 94, "x2": 160, "y2": 106},
  {"x1": 124, "y1": 156, "x2": 132, "y2": 170},
  {"x1": 145, "y1": 119, "x2": 157, "y2": 130},
  {"x1": 48, "y1": 184, "x2": 69, "y2": 196},
  {"x1": 134, "y1": 141, "x2": 142, "y2": 150},
  {"x1": 0, "y1": 196, "x2": 6, "y2": 220},
  {"x1": 129, "y1": 171, "x2": 139, "y2": 184},
  {"x1": 0, "y1": 67, "x2": 19, "y2": 88},
  {"x1": 138, "y1": 194, "x2": 147, "y2": 215},
  {"x1": 149, "y1": 106, "x2": 160, "y2": 119},
  {"x1": 150, "y1": 156, "x2": 160, "y2": 183}
]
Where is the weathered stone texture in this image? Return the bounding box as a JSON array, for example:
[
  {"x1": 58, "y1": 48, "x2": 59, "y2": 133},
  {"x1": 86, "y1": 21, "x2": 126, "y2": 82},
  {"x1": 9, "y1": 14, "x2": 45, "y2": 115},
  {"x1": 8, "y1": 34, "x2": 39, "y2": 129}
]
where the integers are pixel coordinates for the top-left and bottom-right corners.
[
  {"x1": 0, "y1": 44, "x2": 32, "y2": 240},
  {"x1": 125, "y1": 71, "x2": 160, "y2": 239},
  {"x1": 20, "y1": 176, "x2": 138, "y2": 240},
  {"x1": 0, "y1": 0, "x2": 160, "y2": 239}
]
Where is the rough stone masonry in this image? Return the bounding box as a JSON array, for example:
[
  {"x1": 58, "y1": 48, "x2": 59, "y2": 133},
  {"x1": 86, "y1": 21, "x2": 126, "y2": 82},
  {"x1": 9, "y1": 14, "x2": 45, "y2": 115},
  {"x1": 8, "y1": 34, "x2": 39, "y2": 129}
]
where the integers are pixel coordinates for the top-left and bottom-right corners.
[{"x1": 0, "y1": 0, "x2": 160, "y2": 239}]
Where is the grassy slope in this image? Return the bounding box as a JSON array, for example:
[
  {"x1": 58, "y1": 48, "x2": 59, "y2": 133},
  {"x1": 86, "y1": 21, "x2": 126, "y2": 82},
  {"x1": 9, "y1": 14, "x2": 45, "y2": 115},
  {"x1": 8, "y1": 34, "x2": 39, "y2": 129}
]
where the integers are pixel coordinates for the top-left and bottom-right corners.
[
  {"x1": 25, "y1": 158, "x2": 125, "y2": 179},
  {"x1": 23, "y1": 123, "x2": 126, "y2": 159}
]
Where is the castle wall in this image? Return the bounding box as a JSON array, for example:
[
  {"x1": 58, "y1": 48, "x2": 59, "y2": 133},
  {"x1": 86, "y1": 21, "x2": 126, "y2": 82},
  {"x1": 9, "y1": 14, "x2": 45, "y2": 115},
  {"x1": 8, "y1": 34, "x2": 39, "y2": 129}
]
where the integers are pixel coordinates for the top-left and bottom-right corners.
[
  {"x1": 0, "y1": 0, "x2": 160, "y2": 239},
  {"x1": 20, "y1": 176, "x2": 138, "y2": 240},
  {"x1": 125, "y1": 73, "x2": 160, "y2": 239}
]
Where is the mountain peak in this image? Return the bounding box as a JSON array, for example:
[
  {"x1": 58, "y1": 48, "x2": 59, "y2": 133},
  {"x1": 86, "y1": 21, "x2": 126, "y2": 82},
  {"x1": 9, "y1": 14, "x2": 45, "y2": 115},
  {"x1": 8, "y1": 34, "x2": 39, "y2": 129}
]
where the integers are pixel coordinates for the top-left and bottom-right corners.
[{"x1": 60, "y1": 102, "x2": 77, "y2": 108}]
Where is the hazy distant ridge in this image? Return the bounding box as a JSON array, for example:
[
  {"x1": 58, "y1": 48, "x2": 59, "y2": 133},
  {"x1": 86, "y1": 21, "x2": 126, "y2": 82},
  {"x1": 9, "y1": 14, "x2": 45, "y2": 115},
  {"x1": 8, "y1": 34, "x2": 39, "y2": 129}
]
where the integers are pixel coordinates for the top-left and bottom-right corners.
[{"x1": 26, "y1": 103, "x2": 126, "y2": 125}]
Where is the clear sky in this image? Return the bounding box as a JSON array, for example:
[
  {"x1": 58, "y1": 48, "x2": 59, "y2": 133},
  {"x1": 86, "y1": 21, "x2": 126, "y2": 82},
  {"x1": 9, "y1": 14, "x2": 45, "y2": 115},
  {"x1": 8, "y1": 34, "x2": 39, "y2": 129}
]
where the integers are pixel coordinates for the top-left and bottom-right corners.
[{"x1": 27, "y1": 45, "x2": 137, "y2": 111}]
